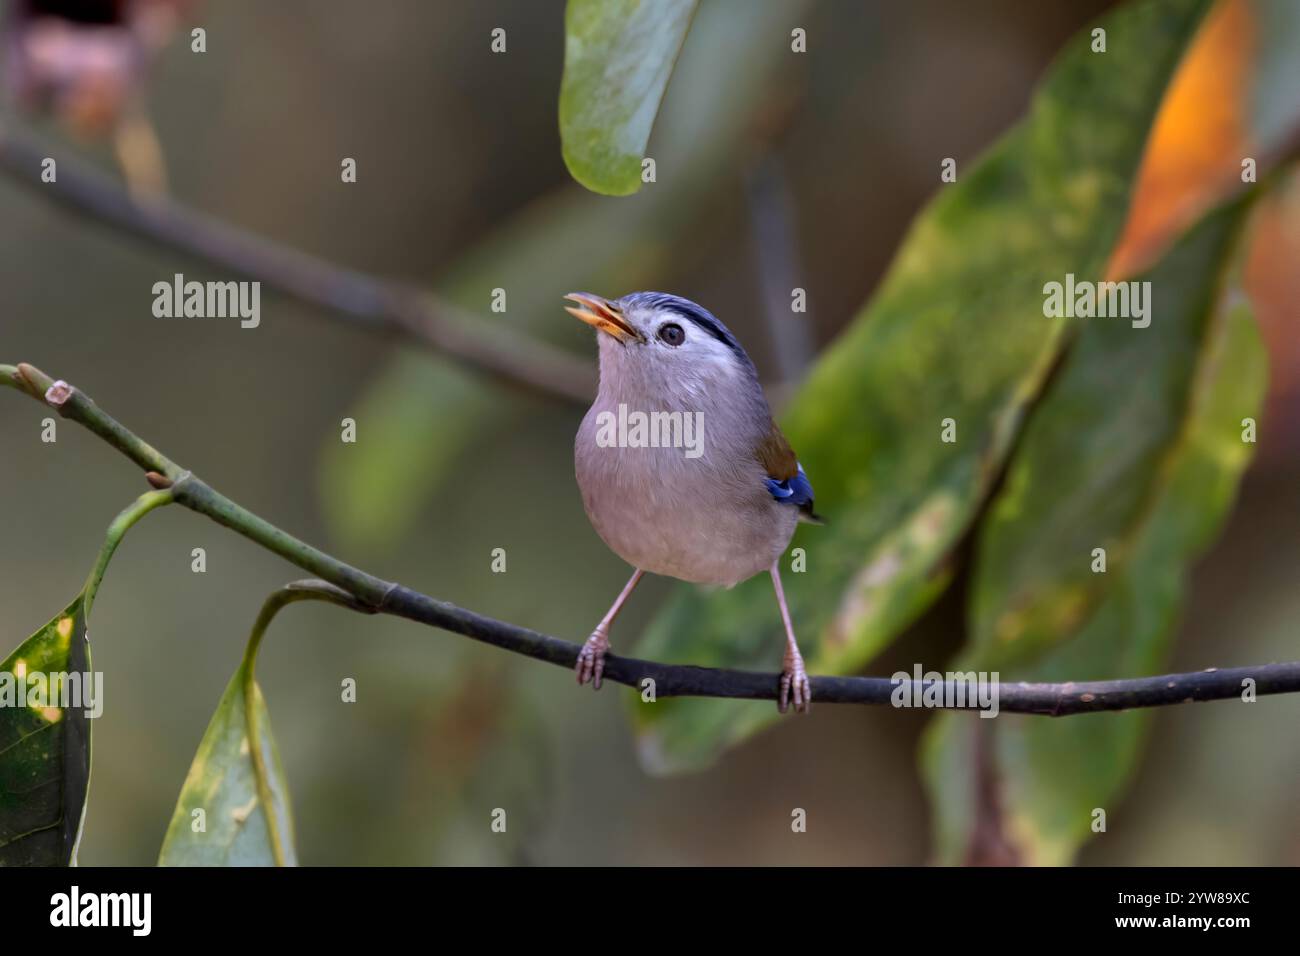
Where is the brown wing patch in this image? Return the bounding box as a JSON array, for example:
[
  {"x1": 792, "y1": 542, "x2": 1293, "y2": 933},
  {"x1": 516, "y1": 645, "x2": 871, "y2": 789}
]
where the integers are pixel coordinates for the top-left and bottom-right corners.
[{"x1": 756, "y1": 420, "x2": 798, "y2": 480}]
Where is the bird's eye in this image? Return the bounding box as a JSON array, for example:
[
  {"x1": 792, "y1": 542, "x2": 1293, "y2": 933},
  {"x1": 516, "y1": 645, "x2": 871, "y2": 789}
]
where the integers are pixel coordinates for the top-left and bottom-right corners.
[{"x1": 657, "y1": 322, "x2": 685, "y2": 347}]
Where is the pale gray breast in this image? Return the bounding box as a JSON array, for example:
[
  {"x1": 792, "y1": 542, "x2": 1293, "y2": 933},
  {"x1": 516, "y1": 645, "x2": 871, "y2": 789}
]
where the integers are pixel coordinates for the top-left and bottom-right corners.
[{"x1": 575, "y1": 386, "x2": 797, "y2": 587}]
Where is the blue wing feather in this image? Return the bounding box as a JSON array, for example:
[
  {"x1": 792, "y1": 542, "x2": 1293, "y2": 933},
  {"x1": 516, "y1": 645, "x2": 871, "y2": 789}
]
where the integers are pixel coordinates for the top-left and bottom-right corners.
[{"x1": 765, "y1": 464, "x2": 822, "y2": 523}]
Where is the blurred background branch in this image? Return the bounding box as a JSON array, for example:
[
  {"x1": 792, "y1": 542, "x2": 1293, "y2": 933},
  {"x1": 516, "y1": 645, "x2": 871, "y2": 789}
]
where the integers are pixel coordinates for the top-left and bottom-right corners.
[{"x1": 0, "y1": 122, "x2": 596, "y2": 404}]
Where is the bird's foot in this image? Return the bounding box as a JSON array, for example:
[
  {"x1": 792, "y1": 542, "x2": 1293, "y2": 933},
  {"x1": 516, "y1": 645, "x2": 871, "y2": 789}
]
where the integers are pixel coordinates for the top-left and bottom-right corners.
[
  {"x1": 779, "y1": 651, "x2": 811, "y2": 714},
  {"x1": 575, "y1": 628, "x2": 610, "y2": 690}
]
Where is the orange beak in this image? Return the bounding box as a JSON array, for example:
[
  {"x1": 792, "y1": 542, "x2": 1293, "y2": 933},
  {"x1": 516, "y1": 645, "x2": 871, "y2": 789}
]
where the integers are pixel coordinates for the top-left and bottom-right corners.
[{"x1": 564, "y1": 293, "x2": 643, "y2": 344}]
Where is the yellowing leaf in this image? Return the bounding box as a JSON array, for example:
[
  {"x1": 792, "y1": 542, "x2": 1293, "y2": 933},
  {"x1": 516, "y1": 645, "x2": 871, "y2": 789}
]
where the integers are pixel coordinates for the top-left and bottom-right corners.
[{"x1": 0, "y1": 599, "x2": 92, "y2": 866}]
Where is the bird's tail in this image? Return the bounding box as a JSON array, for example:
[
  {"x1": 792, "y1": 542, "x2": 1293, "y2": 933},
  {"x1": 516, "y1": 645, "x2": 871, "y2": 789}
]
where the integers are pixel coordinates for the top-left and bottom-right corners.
[{"x1": 798, "y1": 504, "x2": 825, "y2": 526}]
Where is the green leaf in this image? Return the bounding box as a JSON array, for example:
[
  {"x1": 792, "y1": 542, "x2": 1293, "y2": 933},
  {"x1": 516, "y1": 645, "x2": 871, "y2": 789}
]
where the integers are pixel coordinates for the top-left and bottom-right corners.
[
  {"x1": 633, "y1": 0, "x2": 1212, "y2": 772},
  {"x1": 0, "y1": 599, "x2": 92, "y2": 866},
  {"x1": 969, "y1": 205, "x2": 1259, "y2": 668},
  {"x1": 158, "y1": 664, "x2": 297, "y2": 866},
  {"x1": 559, "y1": 0, "x2": 699, "y2": 196},
  {"x1": 923, "y1": 199, "x2": 1267, "y2": 865}
]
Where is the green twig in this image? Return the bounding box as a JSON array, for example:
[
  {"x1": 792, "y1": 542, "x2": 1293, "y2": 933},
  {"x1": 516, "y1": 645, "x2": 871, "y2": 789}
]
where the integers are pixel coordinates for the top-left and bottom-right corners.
[{"x1": 82, "y1": 489, "x2": 175, "y2": 623}]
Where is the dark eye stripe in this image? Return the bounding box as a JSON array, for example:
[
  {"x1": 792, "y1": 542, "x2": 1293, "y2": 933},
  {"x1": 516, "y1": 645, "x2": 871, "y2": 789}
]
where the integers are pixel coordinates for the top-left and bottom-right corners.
[
  {"x1": 666, "y1": 306, "x2": 739, "y2": 353},
  {"x1": 618, "y1": 292, "x2": 755, "y2": 368}
]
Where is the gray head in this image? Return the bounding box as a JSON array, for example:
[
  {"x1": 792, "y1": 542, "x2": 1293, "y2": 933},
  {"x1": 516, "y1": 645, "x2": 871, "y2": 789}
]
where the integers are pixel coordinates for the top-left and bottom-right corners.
[{"x1": 564, "y1": 291, "x2": 760, "y2": 403}]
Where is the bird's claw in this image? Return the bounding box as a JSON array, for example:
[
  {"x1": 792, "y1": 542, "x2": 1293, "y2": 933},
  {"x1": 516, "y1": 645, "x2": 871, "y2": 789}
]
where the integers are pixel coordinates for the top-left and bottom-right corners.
[
  {"x1": 779, "y1": 654, "x2": 811, "y2": 714},
  {"x1": 576, "y1": 628, "x2": 609, "y2": 690}
]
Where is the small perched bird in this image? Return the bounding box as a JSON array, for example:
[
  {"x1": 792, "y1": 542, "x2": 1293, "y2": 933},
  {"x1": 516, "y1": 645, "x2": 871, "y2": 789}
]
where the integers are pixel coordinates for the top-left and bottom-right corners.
[{"x1": 566, "y1": 291, "x2": 820, "y2": 713}]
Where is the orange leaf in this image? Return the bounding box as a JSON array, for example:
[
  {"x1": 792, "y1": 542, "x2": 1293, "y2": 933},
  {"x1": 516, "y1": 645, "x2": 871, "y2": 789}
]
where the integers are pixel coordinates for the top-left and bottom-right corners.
[{"x1": 1107, "y1": 0, "x2": 1255, "y2": 279}]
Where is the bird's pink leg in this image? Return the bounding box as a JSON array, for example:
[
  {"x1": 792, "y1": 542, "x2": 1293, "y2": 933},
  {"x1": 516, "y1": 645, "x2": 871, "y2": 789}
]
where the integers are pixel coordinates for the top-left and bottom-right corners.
[
  {"x1": 771, "y1": 561, "x2": 811, "y2": 713},
  {"x1": 577, "y1": 568, "x2": 644, "y2": 690}
]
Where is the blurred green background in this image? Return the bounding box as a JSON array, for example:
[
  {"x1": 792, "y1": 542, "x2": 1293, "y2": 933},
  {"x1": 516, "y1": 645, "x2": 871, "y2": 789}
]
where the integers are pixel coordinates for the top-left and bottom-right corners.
[{"x1": 1, "y1": 0, "x2": 1297, "y2": 865}]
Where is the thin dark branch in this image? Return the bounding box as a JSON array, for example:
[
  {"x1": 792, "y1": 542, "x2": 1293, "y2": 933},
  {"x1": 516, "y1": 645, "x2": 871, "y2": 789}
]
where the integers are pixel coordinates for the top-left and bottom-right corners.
[
  {"x1": 4, "y1": 361, "x2": 1299, "y2": 715},
  {"x1": 377, "y1": 583, "x2": 1300, "y2": 713},
  {"x1": 0, "y1": 123, "x2": 595, "y2": 405}
]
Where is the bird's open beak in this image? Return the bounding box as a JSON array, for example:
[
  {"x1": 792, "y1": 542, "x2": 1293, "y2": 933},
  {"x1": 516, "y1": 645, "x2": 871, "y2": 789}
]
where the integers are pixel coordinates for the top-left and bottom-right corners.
[{"x1": 564, "y1": 292, "x2": 643, "y2": 344}]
